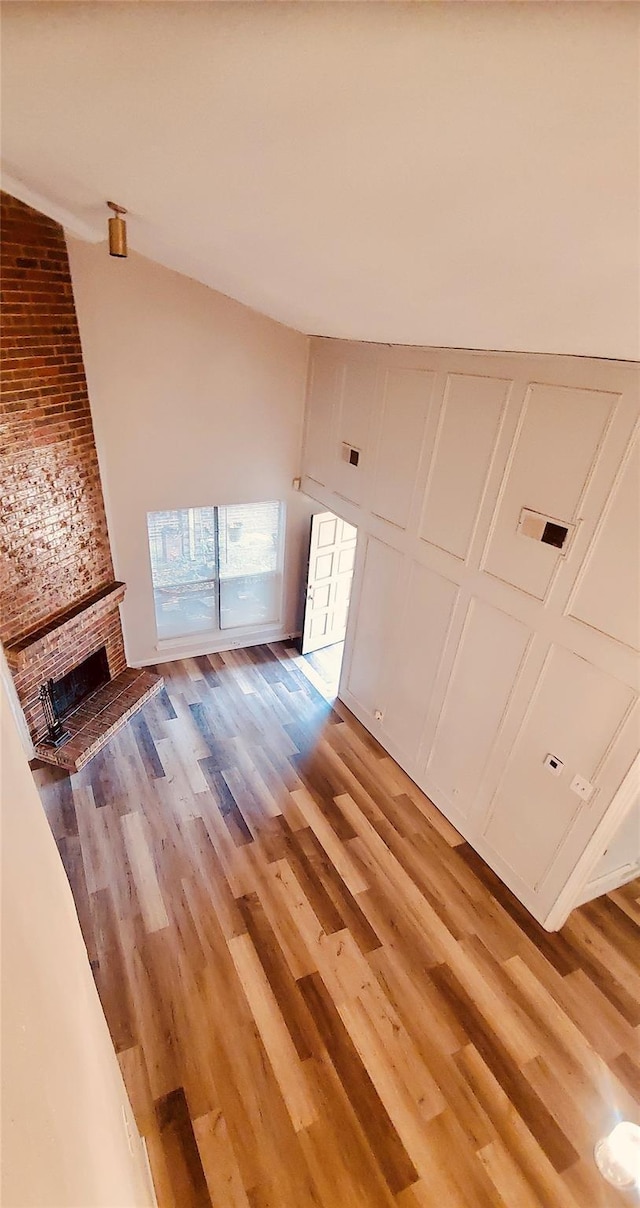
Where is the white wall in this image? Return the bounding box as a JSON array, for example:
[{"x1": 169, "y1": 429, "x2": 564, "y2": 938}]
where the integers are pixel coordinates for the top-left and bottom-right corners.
[
  {"x1": 68, "y1": 238, "x2": 313, "y2": 666},
  {"x1": 576, "y1": 799, "x2": 640, "y2": 907},
  {"x1": 0, "y1": 674, "x2": 154, "y2": 1207},
  {"x1": 301, "y1": 339, "x2": 639, "y2": 927}
]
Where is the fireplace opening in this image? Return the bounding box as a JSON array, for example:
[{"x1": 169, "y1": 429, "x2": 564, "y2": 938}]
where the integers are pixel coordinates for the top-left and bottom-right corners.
[{"x1": 51, "y1": 647, "x2": 110, "y2": 719}]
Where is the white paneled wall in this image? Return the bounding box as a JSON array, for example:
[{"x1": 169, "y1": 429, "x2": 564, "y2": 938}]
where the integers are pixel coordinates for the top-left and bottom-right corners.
[
  {"x1": 427, "y1": 598, "x2": 531, "y2": 823},
  {"x1": 301, "y1": 340, "x2": 639, "y2": 928},
  {"x1": 420, "y1": 373, "x2": 508, "y2": 559}
]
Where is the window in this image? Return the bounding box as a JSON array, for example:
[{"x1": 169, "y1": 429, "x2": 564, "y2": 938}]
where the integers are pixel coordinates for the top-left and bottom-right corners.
[
  {"x1": 217, "y1": 501, "x2": 283, "y2": 630},
  {"x1": 146, "y1": 501, "x2": 284, "y2": 642}
]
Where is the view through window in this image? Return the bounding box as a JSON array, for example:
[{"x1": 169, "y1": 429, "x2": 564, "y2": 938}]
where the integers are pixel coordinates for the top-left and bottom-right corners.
[{"x1": 147, "y1": 501, "x2": 284, "y2": 641}]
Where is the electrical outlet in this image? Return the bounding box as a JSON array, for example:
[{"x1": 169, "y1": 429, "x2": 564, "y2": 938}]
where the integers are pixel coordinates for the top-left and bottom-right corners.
[
  {"x1": 570, "y1": 774, "x2": 594, "y2": 802},
  {"x1": 374, "y1": 709, "x2": 384, "y2": 722},
  {"x1": 543, "y1": 753, "x2": 564, "y2": 777},
  {"x1": 292, "y1": 476, "x2": 301, "y2": 491}
]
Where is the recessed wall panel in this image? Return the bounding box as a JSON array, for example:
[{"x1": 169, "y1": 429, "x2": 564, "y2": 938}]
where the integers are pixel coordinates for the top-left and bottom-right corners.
[
  {"x1": 372, "y1": 368, "x2": 435, "y2": 529},
  {"x1": 570, "y1": 440, "x2": 640, "y2": 650},
  {"x1": 347, "y1": 537, "x2": 403, "y2": 716},
  {"x1": 304, "y1": 356, "x2": 341, "y2": 487},
  {"x1": 384, "y1": 563, "x2": 458, "y2": 761},
  {"x1": 483, "y1": 646, "x2": 635, "y2": 889},
  {"x1": 421, "y1": 374, "x2": 510, "y2": 559},
  {"x1": 334, "y1": 361, "x2": 379, "y2": 505},
  {"x1": 427, "y1": 599, "x2": 530, "y2": 817},
  {"x1": 483, "y1": 383, "x2": 617, "y2": 599}
]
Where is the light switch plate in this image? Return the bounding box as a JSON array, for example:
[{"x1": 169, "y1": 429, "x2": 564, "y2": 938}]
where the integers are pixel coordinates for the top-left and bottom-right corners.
[
  {"x1": 342, "y1": 442, "x2": 361, "y2": 466},
  {"x1": 543, "y1": 753, "x2": 564, "y2": 776},
  {"x1": 570, "y1": 774, "x2": 594, "y2": 802}
]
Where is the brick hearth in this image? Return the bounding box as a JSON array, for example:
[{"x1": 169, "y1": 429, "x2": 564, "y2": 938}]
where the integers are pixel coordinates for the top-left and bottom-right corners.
[{"x1": 34, "y1": 667, "x2": 162, "y2": 771}]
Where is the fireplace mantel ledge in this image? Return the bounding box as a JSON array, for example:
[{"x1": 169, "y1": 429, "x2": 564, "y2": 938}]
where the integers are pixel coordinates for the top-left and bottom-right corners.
[{"x1": 4, "y1": 582, "x2": 126, "y2": 670}]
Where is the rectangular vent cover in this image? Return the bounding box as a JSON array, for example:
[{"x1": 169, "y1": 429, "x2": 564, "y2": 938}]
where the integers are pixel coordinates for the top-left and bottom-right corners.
[
  {"x1": 342, "y1": 443, "x2": 361, "y2": 467},
  {"x1": 517, "y1": 508, "x2": 575, "y2": 554}
]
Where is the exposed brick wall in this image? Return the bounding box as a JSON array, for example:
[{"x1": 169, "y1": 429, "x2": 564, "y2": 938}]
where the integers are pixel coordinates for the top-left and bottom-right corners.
[
  {"x1": 0, "y1": 191, "x2": 127, "y2": 743},
  {"x1": 0, "y1": 192, "x2": 115, "y2": 646}
]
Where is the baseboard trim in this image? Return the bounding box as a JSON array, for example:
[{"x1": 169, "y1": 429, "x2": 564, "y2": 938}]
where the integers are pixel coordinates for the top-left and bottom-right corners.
[
  {"x1": 140, "y1": 1135, "x2": 158, "y2": 1207},
  {"x1": 574, "y1": 862, "x2": 640, "y2": 907},
  {"x1": 133, "y1": 630, "x2": 300, "y2": 667}
]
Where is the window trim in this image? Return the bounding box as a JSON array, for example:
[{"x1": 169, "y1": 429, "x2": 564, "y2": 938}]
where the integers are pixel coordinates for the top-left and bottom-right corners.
[{"x1": 146, "y1": 501, "x2": 286, "y2": 645}]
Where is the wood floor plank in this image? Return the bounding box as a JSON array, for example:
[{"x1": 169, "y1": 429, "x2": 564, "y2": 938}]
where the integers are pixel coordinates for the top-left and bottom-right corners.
[
  {"x1": 57, "y1": 834, "x2": 98, "y2": 962},
  {"x1": 298, "y1": 971, "x2": 419, "y2": 1195},
  {"x1": 454, "y1": 1045, "x2": 583, "y2": 1208},
  {"x1": 132, "y1": 713, "x2": 166, "y2": 779},
  {"x1": 72, "y1": 780, "x2": 110, "y2": 894},
  {"x1": 228, "y1": 931, "x2": 317, "y2": 1132},
  {"x1": 299, "y1": 1054, "x2": 400, "y2": 1208},
  {"x1": 236, "y1": 891, "x2": 319, "y2": 1062},
  {"x1": 429, "y1": 962, "x2": 578, "y2": 1173},
  {"x1": 193, "y1": 1110, "x2": 251, "y2": 1208},
  {"x1": 295, "y1": 825, "x2": 382, "y2": 955},
  {"x1": 242, "y1": 847, "x2": 318, "y2": 981},
  {"x1": 36, "y1": 644, "x2": 640, "y2": 1208},
  {"x1": 91, "y1": 887, "x2": 138, "y2": 1051},
  {"x1": 292, "y1": 784, "x2": 369, "y2": 896},
  {"x1": 118, "y1": 1044, "x2": 156, "y2": 1138},
  {"x1": 185, "y1": 817, "x2": 247, "y2": 941},
  {"x1": 337, "y1": 993, "x2": 445, "y2": 1177},
  {"x1": 155, "y1": 1087, "x2": 211, "y2": 1208},
  {"x1": 122, "y1": 809, "x2": 170, "y2": 933},
  {"x1": 502, "y1": 954, "x2": 640, "y2": 1121},
  {"x1": 477, "y1": 1138, "x2": 543, "y2": 1208},
  {"x1": 271, "y1": 819, "x2": 347, "y2": 935},
  {"x1": 182, "y1": 894, "x2": 317, "y2": 1201}
]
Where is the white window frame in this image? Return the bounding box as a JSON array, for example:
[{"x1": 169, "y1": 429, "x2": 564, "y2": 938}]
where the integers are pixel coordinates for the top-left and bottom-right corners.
[{"x1": 146, "y1": 501, "x2": 286, "y2": 647}]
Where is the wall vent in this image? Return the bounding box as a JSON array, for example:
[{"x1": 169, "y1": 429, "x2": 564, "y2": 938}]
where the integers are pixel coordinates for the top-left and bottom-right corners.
[
  {"x1": 517, "y1": 508, "x2": 575, "y2": 554},
  {"x1": 342, "y1": 442, "x2": 361, "y2": 467}
]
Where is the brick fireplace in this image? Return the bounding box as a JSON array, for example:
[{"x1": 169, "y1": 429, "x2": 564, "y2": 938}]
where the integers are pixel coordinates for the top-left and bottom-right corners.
[{"x1": 0, "y1": 192, "x2": 161, "y2": 770}]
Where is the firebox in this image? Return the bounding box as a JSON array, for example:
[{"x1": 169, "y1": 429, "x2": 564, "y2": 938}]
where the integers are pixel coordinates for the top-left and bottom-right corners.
[{"x1": 51, "y1": 647, "x2": 110, "y2": 718}]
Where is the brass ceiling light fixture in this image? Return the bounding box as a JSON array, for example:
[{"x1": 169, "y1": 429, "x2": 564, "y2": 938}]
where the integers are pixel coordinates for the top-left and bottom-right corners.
[{"x1": 107, "y1": 200, "x2": 127, "y2": 257}]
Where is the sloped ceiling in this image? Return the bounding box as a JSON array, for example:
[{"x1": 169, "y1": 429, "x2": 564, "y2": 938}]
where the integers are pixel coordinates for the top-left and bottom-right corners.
[{"x1": 1, "y1": 1, "x2": 638, "y2": 359}]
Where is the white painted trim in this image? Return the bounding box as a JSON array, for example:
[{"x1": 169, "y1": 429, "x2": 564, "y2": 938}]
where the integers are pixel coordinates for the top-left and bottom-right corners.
[
  {"x1": 134, "y1": 628, "x2": 300, "y2": 667},
  {"x1": 574, "y1": 861, "x2": 640, "y2": 908},
  {"x1": 542, "y1": 751, "x2": 640, "y2": 931},
  {"x1": 1, "y1": 168, "x2": 105, "y2": 242},
  {"x1": 140, "y1": 1136, "x2": 158, "y2": 1208},
  {"x1": 0, "y1": 642, "x2": 34, "y2": 759}
]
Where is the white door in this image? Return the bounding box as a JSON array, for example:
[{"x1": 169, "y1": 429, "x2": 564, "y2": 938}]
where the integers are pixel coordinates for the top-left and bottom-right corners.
[{"x1": 301, "y1": 512, "x2": 357, "y2": 654}]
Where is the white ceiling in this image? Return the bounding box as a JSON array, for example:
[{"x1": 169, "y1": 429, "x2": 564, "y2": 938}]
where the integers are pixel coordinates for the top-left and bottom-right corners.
[{"x1": 1, "y1": 2, "x2": 639, "y2": 359}]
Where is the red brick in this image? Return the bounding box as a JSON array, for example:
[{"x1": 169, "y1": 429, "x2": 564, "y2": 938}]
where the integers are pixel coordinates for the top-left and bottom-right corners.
[{"x1": 0, "y1": 192, "x2": 134, "y2": 745}]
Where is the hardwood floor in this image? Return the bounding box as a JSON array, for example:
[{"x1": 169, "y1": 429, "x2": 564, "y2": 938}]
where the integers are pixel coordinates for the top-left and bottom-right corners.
[
  {"x1": 33, "y1": 643, "x2": 640, "y2": 1207},
  {"x1": 303, "y1": 642, "x2": 344, "y2": 700}
]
